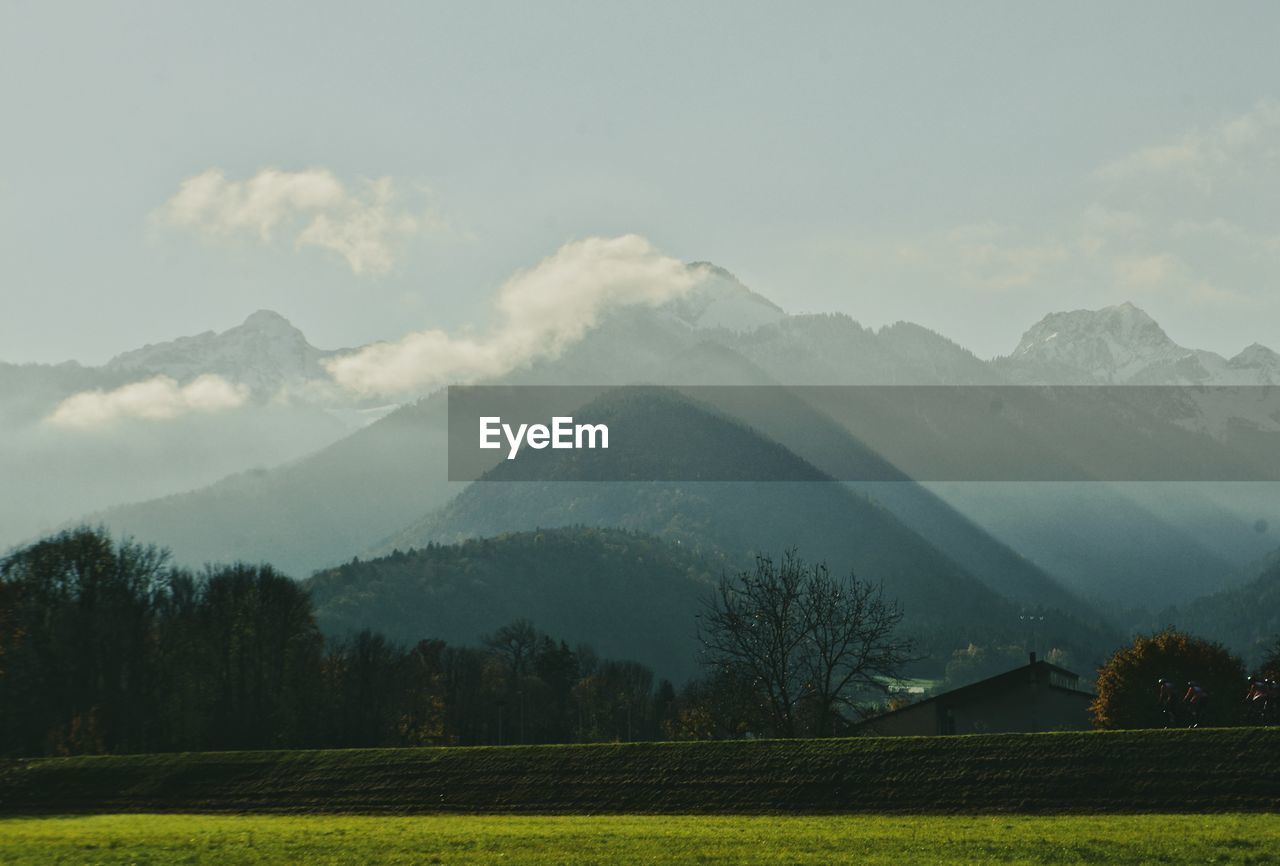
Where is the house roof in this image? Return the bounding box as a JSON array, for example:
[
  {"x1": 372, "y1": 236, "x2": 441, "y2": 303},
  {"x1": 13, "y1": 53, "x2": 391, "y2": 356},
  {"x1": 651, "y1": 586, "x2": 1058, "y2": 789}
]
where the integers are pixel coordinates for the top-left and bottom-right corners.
[{"x1": 856, "y1": 658, "x2": 1095, "y2": 729}]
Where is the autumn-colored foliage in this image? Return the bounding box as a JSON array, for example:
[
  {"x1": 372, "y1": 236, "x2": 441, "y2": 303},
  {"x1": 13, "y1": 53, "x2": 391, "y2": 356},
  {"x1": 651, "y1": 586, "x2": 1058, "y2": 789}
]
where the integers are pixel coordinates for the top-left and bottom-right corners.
[{"x1": 1091, "y1": 629, "x2": 1247, "y2": 729}]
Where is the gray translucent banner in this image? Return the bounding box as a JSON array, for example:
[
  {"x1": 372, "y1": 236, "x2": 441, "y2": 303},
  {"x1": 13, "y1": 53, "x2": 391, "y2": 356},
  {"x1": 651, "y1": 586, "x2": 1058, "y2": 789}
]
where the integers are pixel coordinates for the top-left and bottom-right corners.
[{"x1": 447, "y1": 385, "x2": 1280, "y2": 482}]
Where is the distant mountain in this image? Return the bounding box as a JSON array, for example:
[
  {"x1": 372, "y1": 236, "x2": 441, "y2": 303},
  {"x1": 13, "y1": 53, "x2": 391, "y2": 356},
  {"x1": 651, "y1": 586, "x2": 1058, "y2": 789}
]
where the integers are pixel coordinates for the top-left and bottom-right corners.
[
  {"x1": 998, "y1": 302, "x2": 1280, "y2": 385},
  {"x1": 712, "y1": 314, "x2": 1003, "y2": 385},
  {"x1": 23, "y1": 274, "x2": 1274, "y2": 625},
  {"x1": 1161, "y1": 548, "x2": 1280, "y2": 665},
  {"x1": 82, "y1": 290, "x2": 1275, "y2": 612},
  {"x1": 0, "y1": 360, "x2": 131, "y2": 428},
  {"x1": 925, "y1": 482, "x2": 1244, "y2": 608},
  {"x1": 495, "y1": 268, "x2": 1001, "y2": 387},
  {"x1": 616, "y1": 374, "x2": 1093, "y2": 614},
  {"x1": 105, "y1": 309, "x2": 340, "y2": 396},
  {"x1": 307, "y1": 527, "x2": 727, "y2": 681},
  {"x1": 662, "y1": 263, "x2": 787, "y2": 332},
  {"x1": 90, "y1": 343, "x2": 1094, "y2": 622},
  {"x1": 83, "y1": 392, "x2": 459, "y2": 575},
  {"x1": 381, "y1": 388, "x2": 1114, "y2": 665},
  {"x1": 510, "y1": 297, "x2": 1276, "y2": 610},
  {"x1": 1230, "y1": 343, "x2": 1280, "y2": 380},
  {"x1": 4, "y1": 309, "x2": 385, "y2": 421},
  {"x1": 0, "y1": 311, "x2": 379, "y2": 553}
]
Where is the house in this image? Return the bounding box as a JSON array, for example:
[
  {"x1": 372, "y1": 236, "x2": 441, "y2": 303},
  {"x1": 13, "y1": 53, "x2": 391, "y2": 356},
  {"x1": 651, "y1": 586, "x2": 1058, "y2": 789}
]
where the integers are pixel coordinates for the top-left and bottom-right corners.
[{"x1": 857, "y1": 653, "x2": 1095, "y2": 736}]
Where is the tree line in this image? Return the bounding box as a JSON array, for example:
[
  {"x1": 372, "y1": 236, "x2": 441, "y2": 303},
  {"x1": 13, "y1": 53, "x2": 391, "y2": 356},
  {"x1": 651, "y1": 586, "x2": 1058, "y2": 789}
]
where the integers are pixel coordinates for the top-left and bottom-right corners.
[
  {"x1": 0, "y1": 529, "x2": 927, "y2": 756},
  {"x1": 8, "y1": 527, "x2": 1280, "y2": 758},
  {"x1": 0, "y1": 528, "x2": 681, "y2": 756}
]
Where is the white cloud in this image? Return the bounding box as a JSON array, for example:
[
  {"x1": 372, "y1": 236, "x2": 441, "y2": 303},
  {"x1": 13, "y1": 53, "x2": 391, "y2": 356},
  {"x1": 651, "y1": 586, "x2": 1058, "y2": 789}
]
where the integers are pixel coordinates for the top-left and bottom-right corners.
[
  {"x1": 159, "y1": 168, "x2": 425, "y2": 274},
  {"x1": 1096, "y1": 139, "x2": 1206, "y2": 183},
  {"x1": 838, "y1": 99, "x2": 1280, "y2": 320},
  {"x1": 1095, "y1": 98, "x2": 1280, "y2": 185},
  {"x1": 47, "y1": 374, "x2": 250, "y2": 428},
  {"x1": 325, "y1": 234, "x2": 703, "y2": 396}
]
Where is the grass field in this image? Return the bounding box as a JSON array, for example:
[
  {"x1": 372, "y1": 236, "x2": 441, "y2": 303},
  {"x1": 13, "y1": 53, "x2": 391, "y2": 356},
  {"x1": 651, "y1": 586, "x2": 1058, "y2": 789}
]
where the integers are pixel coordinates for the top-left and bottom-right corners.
[
  {"x1": 1, "y1": 813, "x2": 1277, "y2": 865},
  {"x1": 3, "y1": 728, "x2": 1279, "y2": 816}
]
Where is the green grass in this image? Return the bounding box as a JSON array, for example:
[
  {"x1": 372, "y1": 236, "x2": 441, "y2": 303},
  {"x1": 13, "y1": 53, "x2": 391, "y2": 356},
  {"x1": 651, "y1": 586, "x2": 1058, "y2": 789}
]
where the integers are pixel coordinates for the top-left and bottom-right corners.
[
  {"x1": 0, "y1": 813, "x2": 1277, "y2": 865},
  {"x1": 3, "y1": 728, "x2": 1279, "y2": 816}
]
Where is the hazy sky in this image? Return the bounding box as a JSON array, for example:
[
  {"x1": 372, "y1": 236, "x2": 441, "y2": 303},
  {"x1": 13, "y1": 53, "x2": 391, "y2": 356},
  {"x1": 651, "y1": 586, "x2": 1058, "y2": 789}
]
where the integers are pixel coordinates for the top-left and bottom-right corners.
[{"x1": 3, "y1": 1, "x2": 1279, "y2": 365}]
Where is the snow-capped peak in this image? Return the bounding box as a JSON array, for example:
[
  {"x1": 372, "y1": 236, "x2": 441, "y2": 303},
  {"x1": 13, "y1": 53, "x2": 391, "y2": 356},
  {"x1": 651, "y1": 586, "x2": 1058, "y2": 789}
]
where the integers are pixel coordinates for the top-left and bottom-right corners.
[
  {"x1": 661, "y1": 262, "x2": 786, "y2": 332},
  {"x1": 240, "y1": 309, "x2": 301, "y2": 334},
  {"x1": 105, "y1": 310, "x2": 333, "y2": 393},
  {"x1": 1002, "y1": 302, "x2": 1280, "y2": 385},
  {"x1": 1006, "y1": 302, "x2": 1194, "y2": 383},
  {"x1": 1231, "y1": 343, "x2": 1280, "y2": 369}
]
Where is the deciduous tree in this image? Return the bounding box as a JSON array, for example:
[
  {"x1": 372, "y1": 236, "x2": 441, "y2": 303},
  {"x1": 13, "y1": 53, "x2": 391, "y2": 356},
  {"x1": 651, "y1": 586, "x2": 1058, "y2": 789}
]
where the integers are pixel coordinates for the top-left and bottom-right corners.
[
  {"x1": 698, "y1": 549, "x2": 914, "y2": 737},
  {"x1": 1091, "y1": 629, "x2": 1246, "y2": 729}
]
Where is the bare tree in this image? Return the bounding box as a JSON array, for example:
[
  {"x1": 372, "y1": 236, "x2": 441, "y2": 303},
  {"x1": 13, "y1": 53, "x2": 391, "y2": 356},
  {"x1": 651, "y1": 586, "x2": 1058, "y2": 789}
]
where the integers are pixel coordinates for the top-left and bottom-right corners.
[
  {"x1": 697, "y1": 550, "x2": 809, "y2": 737},
  {"x1": 698, "y1": 549, "x2": 914, "y2": 737},
  {"x1": 800, "y1": 562, "x2": 914, "y2": 735}
]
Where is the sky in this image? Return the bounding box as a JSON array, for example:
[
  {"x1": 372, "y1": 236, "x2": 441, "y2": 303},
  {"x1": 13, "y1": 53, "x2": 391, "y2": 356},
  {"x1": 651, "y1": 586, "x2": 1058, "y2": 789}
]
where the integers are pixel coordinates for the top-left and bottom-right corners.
[{"x1": 3, "y1": 0, "x2": 1280, "y2": 365}]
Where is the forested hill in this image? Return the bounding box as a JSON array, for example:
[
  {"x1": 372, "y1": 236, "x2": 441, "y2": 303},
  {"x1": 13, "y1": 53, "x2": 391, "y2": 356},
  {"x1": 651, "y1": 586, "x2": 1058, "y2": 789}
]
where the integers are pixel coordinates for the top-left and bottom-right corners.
[
  {"x1": 306, "y1": 527, "x2": 732, "y2": 681},
  {"x1": 382, "y1": 390, "x2": 1115, "y2": 663},
  {"x1": 1164, "y1": 549, "x2": 1280, "y2": 663}
]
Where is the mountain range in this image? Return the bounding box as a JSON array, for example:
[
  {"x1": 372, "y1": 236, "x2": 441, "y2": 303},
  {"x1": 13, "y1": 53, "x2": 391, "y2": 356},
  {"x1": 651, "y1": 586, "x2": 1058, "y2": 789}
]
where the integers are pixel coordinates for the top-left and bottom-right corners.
[
  {"x1": 105, "y1": 309, "x2": 340, "y2": 396},
  {"x1": 999, "y1": 301, "x2": 1280, "y2": 386},
  {"x1": 316, "y1": 389, "x2": 1115, "y2": 678},
  {"x1": 3, "y1": 265, "x2": 1278, "y2": 670}
]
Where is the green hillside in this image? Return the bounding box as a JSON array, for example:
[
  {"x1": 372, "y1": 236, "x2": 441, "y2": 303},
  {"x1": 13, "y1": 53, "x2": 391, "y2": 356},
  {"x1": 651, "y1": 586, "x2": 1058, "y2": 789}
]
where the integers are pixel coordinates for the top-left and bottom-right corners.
[
  {"x1": 385, "y1": 389, "x2": 1112, "y2": 660},
  {"x1": 308, "y1": 527, "x2": 729, "y2": 680},
  {"x1": 2, "y1": 728, "x2": 1278, "y2": 816}
]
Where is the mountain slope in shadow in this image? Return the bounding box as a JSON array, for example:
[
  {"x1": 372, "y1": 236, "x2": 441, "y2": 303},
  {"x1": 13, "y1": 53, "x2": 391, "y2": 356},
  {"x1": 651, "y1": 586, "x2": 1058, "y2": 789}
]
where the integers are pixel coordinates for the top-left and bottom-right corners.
[{"x1": 384, "y1": 388, "x2": 1114, "y2": 660}]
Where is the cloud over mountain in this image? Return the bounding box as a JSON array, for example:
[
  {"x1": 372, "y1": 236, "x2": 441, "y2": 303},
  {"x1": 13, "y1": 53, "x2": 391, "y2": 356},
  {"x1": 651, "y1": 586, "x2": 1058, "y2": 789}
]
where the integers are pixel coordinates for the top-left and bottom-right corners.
[
  {"x1": 325, "y1": 234, "x2": 705, "y2": 396},
  {"x1": 158, "y1": 168, "x2": 424, "y2": 274},
  {"x1": 47, "y1": 374, "x2": 249, "y2": 428}
]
